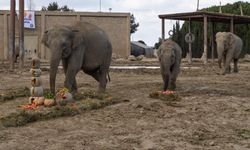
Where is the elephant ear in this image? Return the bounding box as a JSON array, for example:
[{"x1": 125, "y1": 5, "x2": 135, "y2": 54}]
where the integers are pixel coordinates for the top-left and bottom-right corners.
[
  {"x1": 215, "y1": 32, "x2": 222, "y2": 42},
  {"x1": 41, "y1": 30, "x2": 49, "y2": 46},
  {"x1": 71, "y1": 30, "x2": 84, "y2": 50}
]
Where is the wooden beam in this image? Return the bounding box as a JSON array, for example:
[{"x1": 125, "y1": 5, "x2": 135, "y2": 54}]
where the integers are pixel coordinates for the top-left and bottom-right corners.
[
  {"x1": 9, "y1": 0, "x2": 16, "y2": 69},
  {"x1": 19, "y1": 0, "x2": 24, "y2": 69},
  {"x1": 188, "y1": 19, "x2": 192, "y2": 64},
  {"x1": 211, "y1": 22, "x2": 215, "y2": 63},
  {"x1": 3, "y1": 13, "x2": 8, "y2": 60},
  {"x1": 202, "y1": 15, "x2": 208, "y2": 64},
  {"x1": 230, "y1": 18, "x2": 234, "y2": 33},
  {"x1": 41, "y1": 12, "x2": 46, "y2": 59},
  {"x1": 161, "y1": 19, "x2": 165, "y2": 42}
]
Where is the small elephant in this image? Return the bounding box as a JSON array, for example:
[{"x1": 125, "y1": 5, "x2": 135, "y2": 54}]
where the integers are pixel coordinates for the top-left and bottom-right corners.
[
  {"x1": 42, "y1": 22, "x2": 112, "y2": 94},
  {"x1": 215, "y1": 32, "x2": 242, "y2": 75},
  {"x1": 157, "y1": 39, "x2": 182, "y2": 91}
]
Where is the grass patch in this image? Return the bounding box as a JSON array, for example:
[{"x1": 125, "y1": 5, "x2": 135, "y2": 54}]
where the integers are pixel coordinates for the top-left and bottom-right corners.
[
  {"x1": 237, "y1": 129, "x2": 250, "y2": 139},
  {"x1": 0, "y1": 91, "x2": 125, "y2": 127},
  {"x1": 0, "y1": 87, "x2": 30, "y2": 103}
]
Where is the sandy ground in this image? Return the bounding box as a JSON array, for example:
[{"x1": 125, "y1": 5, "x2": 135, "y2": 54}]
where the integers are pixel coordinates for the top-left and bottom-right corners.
[{"x1": 0, "y1": 59, "x2": 250, "y2": 150}]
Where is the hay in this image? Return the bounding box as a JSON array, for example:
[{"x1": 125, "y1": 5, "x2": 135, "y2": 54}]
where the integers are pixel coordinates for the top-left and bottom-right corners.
[
  {"x1": 0, "y1": 91, "x2": 124, "y2": 127},
  {"x1": 237, "y1": 129, "x2": 250, "y2": 139}
]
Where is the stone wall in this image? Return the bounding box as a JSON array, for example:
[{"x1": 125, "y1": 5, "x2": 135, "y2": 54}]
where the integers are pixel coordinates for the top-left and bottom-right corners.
[{"x1": 0, "y1": 10, "x2": 131, "y2": 61}]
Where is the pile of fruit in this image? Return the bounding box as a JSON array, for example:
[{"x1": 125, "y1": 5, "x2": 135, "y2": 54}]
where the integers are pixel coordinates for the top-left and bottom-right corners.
[{"x1": 149, "y1": 90, "x2": 180, "y2": 101}]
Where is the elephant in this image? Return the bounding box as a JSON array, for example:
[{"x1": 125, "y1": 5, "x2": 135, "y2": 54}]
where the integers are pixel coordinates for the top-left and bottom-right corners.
[
  {"x1": 215, "y1": 32, "x2": 243, "y2": 75},
  {"x1": 156, "y1": 39, "x2": 182, "y2": 91},
  {"x1": 42, "y1": 22, "x2": 112, "y2": 94}
]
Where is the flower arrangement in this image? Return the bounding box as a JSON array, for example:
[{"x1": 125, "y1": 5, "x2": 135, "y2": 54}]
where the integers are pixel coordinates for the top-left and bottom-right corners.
[
  {"x1": 44, "y1": 92, "x2": 55, "y2": 99},
  {"x1": 56, "y1": 87, "x2": 73, "y2": 106},
  {"x1": 44, "y1": 91, "x2": 55, "y2": 107}
]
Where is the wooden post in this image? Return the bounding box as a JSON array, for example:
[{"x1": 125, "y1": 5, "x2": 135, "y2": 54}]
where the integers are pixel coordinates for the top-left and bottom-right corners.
[
  {"x1": 211, "y1": 22, "x2": 215, "y2": 63},
  {"x1": 19, "y1": 0, "x2": 25, "y2": 69},
  {"x1": 3, "y1": 13, "x2": 8, "y2": 60},
  {"x1": 188, "y1": 19, "x2": 192, "y2": 64},
  {"x1": 76, "y1": 14, "x2": 81, "y2": 22},
  {"x1": 161, "y1": 19, "x2": 165, "y2": 42},
  {"x1": 230, "y1": 18, "x2": 234, "y2": 33},
  {"x1": 41, "y1": 12, "x2": 46, "y2": 59},
  {"x1": 202, "y1": 15, "x2": 208, "y2": 64},
  {"x1": 9, "y1": 0, "x2": 16, "y2": 69}
]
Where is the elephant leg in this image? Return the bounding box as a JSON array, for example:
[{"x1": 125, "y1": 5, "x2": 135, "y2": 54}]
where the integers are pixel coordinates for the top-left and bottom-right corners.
[
  {"x1": 223, "y1": 53, "x2": 233, "y2": 75},
  {"x1": 87, "y1": 70, "x2": 107, "y2": 93},
  {"x1": 169, "y1": 68, "x2": 179, "y2": 91},
  {"x1": 162, "y1": 73, "x2": 170, "y2": 91},
  {"x1": 233, "y1": 58, "x2": 239, "y2": 73},
  {"x1": 62, "y1": 59, "x2": 77, "y2": 93}
]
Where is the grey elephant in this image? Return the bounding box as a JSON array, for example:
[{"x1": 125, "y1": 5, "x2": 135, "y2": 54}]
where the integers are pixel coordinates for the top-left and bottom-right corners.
[
  {"x1": 215, "y1": 32, "x2": 242, "y2": 75},
  {"x1": 157, "y1": 39, "x2": 182, "y2": 91},
  {"x1": 42, "y1": 22, "x2": 112, "y2": 94}
]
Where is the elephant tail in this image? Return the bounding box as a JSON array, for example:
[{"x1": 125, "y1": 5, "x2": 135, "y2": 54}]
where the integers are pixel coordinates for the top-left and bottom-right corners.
[{"x1": 107, "y1": 73, "x2": 111, "y2": 82}]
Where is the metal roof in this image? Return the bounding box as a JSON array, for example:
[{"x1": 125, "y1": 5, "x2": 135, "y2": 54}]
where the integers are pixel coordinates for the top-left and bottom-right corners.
[{"x1": 159, "y1": 11, "x2": 250, "y2": 24}]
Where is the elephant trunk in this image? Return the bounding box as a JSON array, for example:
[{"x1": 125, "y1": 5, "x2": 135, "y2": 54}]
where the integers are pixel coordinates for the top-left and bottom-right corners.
[
  {"x1": 49, "y1": 54, "x2": 61, "y2": 94},
  {"x1": 160, "y1": 56, "x2": 171, "y2": 91},
  {"x1": 217, "y1": 45, "x2": 224, "y2": 68},
  {"x1": 163, "y1": 73, "x2": 170, "y2": 91}
]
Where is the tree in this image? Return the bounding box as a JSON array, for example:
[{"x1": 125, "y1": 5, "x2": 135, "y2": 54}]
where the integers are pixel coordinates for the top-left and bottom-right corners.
[
  {"x1": 154, "y1": 38, "x2": 162, "y2": 49},
  {"x1": 130, "y1": 14, "x2": 139, "y2": 34},
  {"x1": 41, "y1": 2, "x2": 74, "y2": 12}
]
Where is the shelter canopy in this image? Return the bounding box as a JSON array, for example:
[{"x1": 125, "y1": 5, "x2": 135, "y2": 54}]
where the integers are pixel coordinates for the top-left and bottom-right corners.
[{"x1": 159, "y1": 11, "x2": 250, "y2": 24}]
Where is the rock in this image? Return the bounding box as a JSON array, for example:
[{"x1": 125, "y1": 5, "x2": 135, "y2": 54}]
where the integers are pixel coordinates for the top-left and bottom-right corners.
[
  {"x1": 31, "y1": 56, "x2": 41, "y2": 69},
  {"x1": 30, "y1": 69, "x2": 42, "y2": 77},
  {"x1": 136, "y1": 55, "x2": 145, "y2": 61},
  {"x1": 31, "y1": 77, "x2": 42, "y2": 87},
  {"x1": 30, "y1": 86, "x2": 44, "y2": 97},
  {"x1": 128, "y1": 55, "x2": 137, "y2": 61},
  {"x1": 242, "y1": 54, "x2": 250, "y2": 62}
]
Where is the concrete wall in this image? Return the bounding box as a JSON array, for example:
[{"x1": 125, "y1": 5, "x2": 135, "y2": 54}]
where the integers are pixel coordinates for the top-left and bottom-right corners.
[{"x1": 0, "y1": 10, "x2": 131, "y2": 61}]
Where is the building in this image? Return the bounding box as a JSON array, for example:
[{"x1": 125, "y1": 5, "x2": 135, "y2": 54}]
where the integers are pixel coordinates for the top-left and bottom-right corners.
[
  {"x1": 0, "y1": 10, "x2": 131, "y2": 61},
  {"x1": 131, "y1": 41, "x2": 154, "y2": 58}
]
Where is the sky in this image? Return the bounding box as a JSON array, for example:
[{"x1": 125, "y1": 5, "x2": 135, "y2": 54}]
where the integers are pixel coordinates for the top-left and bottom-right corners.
[{"x1": 0, "y1": 0, "x2": 242, "y2": 46}]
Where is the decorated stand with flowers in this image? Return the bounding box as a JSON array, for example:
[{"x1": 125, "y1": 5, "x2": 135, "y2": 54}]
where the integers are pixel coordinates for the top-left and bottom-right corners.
[{"x1": 29, "y1": 56, "x2": 45, "y2": 106}]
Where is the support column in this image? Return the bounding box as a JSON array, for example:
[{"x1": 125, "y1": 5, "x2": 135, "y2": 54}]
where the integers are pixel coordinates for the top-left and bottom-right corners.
[
  {"x1": 230, "y1": 18, "x2": 234, "y2": 33},
  {"x1": 9, "y1": 0, "x2": 16, "y2": 69},
  {"x1": 202, "y1": 15, "x2": 208, "y2": 64},
  {"x1": 3, "y1": 13, "x2": 8, "y2": 60},
  {"x1": 188, "y1": 19, "x2": 192, "y2": 64},
  {"x1": 19, "y1": 0, "x2": 24, "y2": 69},
  {"x1": 76, "y1": 14, "x2": 81, "y2": 22},
  {"x1": 161, "y1": 19, "x2": 165, "y2": 42},
  {"x1": 41, "y1": 12, "x2": 46, "y2": 59},
  {"x1": 211, "y1": 22, "x2": 215, "y2": 63}
]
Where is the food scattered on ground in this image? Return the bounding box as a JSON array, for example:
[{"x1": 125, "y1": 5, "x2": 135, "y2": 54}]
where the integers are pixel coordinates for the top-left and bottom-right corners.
[
  {"x1": 56, "y1": 88, "x2": 73, "y2": 106},
  {"x1": 0, "y1": 91, "x2": 124, "y2": 127},
  {"x1": 18, "y1": 103, "x2": 39, "y2": 110}
]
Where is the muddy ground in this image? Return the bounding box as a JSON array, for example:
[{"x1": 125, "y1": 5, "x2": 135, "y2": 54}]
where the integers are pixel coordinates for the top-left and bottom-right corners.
[{"x1": 0, "y1": 58, "x2": 250, "y2": 150}]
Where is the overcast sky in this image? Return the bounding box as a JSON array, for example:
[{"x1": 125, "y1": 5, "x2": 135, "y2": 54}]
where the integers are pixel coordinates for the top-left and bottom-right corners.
[{"x1": 0, "y1": 0, "x2": 242, "y2": 46}]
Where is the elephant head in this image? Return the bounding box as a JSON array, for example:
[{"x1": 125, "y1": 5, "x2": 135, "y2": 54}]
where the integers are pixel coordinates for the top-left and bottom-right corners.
[
  {"x1": 215, "y1": 32, "x2": 234, "y2": 68},
  {"x1": 42, "y1": 27, "x2": 81, "y2": 94}
]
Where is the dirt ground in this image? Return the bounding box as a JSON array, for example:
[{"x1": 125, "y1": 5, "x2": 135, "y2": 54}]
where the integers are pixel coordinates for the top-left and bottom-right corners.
[{"x1": 0, "y1": 58, "x2": 250, "y2": 150}]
